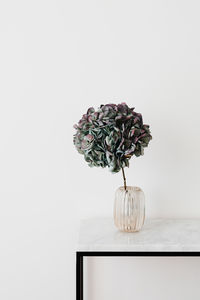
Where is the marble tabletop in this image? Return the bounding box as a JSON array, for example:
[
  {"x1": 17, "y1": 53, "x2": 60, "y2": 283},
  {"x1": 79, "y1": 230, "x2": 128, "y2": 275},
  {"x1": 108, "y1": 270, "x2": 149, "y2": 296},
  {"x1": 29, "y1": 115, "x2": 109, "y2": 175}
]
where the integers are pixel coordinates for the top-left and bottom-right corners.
[{"x1": 78, "y1": 218, "x2": 200, "y2": 252}]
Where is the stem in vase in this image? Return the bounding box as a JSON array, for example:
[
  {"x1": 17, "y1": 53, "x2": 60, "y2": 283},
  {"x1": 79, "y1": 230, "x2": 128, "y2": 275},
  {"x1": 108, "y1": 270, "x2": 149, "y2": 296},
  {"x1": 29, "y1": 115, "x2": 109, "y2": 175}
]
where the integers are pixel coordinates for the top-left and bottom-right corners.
[{"x1": 121, "y1": 167, "x2": 127, "y2": 191}]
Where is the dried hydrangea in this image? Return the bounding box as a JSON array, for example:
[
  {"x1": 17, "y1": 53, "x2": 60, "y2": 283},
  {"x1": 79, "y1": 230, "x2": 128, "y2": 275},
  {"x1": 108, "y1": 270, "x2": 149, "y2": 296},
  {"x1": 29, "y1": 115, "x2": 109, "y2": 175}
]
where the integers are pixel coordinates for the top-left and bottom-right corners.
[{"x1": 73, "y1": 103, "x2": 152, "y2": 173}]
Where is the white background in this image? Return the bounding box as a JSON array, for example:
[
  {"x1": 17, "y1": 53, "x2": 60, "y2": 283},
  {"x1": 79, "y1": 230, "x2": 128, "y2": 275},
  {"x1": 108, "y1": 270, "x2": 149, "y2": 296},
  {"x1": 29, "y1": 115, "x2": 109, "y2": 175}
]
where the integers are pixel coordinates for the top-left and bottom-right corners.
[
  {"x1": 85, "y1": 257, "x2": 200, "y2": 300},
  {"x1": 0, "y1": 0, "x2": 200, "y2": 299}
]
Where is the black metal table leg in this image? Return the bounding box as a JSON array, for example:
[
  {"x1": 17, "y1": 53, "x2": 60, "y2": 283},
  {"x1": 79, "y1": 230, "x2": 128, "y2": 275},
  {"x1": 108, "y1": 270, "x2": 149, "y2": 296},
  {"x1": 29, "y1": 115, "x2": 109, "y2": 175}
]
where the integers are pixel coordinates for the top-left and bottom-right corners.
[
  {"x1": 76, "y1": 252, "x2": 83, "y2": 300},
  {"x1": 76, "y1": 251, "x2": 200, "y2": 300}
]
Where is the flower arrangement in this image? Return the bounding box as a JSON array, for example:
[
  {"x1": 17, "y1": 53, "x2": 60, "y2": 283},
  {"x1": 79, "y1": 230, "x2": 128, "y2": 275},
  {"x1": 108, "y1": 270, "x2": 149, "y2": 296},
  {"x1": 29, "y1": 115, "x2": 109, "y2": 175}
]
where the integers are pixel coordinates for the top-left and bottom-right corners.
[{"x1": 73, "y1": 102, "x2": 152, "y2": 189}]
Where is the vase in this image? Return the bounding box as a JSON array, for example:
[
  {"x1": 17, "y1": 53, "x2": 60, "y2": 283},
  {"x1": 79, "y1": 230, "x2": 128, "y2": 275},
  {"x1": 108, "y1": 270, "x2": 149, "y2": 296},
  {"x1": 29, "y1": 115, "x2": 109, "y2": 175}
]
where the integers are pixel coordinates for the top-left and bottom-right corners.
[{"x1": 114, "y1": 186, "x2": 145, "y2": 232}]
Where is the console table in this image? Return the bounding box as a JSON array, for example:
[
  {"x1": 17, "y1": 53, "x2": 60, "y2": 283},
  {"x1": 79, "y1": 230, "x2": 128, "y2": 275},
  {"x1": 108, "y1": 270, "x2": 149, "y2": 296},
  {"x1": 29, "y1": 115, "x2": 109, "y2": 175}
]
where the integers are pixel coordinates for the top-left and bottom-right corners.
[{"x1": 76, "y1": 218, "x2": 200, "y2": 300}]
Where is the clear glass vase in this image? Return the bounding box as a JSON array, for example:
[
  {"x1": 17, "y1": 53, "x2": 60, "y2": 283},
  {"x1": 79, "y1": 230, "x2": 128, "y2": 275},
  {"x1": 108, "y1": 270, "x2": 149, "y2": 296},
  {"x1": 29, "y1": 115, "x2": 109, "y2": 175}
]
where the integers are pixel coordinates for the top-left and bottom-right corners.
[{"x1": 114, "y1": 186, "x2": 145, "y2": 232}]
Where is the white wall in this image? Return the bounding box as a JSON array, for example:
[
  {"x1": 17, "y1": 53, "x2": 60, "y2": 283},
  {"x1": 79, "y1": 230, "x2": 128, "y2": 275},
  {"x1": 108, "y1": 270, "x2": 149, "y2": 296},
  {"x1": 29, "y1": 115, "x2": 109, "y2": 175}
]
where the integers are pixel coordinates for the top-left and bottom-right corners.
[
  {"x1": 85, "y1": 257, "x2": 200, "y2": 300},
  {"x1": 0, "y1": 0, "x2": 200, "y2": 299}
]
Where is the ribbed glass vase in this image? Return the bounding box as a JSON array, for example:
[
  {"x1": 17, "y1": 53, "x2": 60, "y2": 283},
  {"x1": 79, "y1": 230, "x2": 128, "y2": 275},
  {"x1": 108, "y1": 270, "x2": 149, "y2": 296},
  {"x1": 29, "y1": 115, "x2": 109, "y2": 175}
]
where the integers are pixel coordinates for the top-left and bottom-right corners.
[{"x1": 114, "y1": 186, "x2": 145, "y2": 232}]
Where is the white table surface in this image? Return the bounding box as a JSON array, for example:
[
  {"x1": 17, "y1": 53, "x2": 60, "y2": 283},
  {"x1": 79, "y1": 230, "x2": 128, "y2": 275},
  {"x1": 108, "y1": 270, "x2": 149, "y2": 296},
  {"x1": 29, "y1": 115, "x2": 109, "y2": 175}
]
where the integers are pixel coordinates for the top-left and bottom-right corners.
[{"x1": 78, "y1": 218, "x2": 200, "y2": 252}]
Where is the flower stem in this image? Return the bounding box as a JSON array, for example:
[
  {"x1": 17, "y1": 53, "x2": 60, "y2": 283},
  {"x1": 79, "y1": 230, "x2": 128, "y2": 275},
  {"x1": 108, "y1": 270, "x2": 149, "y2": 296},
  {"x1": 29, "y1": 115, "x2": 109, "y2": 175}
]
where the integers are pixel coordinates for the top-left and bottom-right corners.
[{"x1": 122, "y1": 167, "x2": 127, "y2": 191}]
